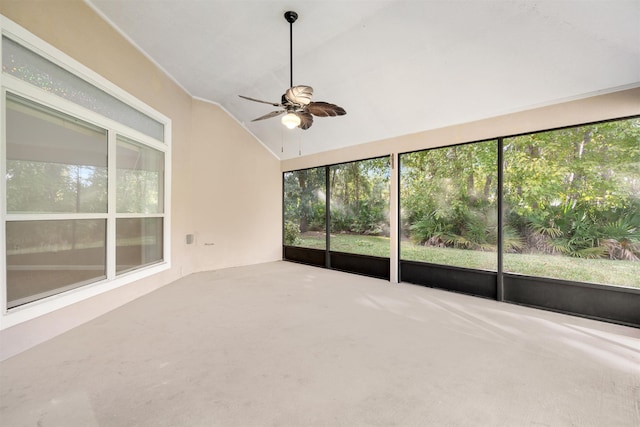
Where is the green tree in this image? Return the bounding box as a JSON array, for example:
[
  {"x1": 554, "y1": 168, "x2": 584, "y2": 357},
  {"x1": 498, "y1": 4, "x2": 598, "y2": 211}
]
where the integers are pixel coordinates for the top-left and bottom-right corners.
[
  {"x1": 329, "y1": 157, "x2": 390, "y2": 235},
  {"x1": 401, "y1": 141, "x2": 500, "y2": 250},
  {"x1": 504, "y1": 118, "x2": 640, "y2": 259},
  {"x1": 283, "y1": 167, "x2": 326, "y2": 234}
]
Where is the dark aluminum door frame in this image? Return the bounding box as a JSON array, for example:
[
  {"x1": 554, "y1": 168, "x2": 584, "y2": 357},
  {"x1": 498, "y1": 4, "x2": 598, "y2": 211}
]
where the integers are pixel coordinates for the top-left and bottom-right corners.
[
  {"x1": 283, "y1": 246, "x2": 326, "y2": 268},
  {"x1": 283, "y1": 160, "x2": 391, "y2": 280},
  {"x1": 397, "y1": 260, "x2": 640, "y2": 327},
  {"x1": 396, "y1": 136, "x2": 640, "y2": 328},
  {"x1": 503, "y1": 273, "x2": 640, "y2": 327},
  {"x1": 399, "y1": 260, "x2": 497, "y2": 299},
  {"x1": 330, "y1": 251, "x2": 390, "y2": 280}
]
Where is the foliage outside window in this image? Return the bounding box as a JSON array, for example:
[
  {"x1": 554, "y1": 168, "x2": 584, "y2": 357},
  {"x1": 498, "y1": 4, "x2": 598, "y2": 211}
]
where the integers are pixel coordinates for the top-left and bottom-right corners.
[
  {"x1": 115, "y1": 136, "x2": 164, "y2": 275},
  {"x1": 5, "y1": 96, "x2": 110, "y2": 307},
  {"x1": 116, "y1": 137, "x2": 164, "y2": 214},
  {"x1": 283, "y1": 157, "x2": 391, "y2": 258},
  {"x1": 400, "y1": 141, "x2": 498, "y2": 270},
  {"x1": 283, "y1": 167, "x2": 327, "y2": 249},
  {"x1": 2, "y1": 28, "x2": 170, "y2": 313},
  {"x1": 398, "y1": 118, "x2": 639, "y2": 289},
  {"x1": 6, "y1": 96, "x2": 109, "y2": 214},
  {"x1": 503, "y1": 119, "x2": 640, "y2": 288},
  {"x1": 329, "y1": 157, "x2": 390, "y2": 257},
  {"x1": 4, "y1": 92, "x2": 167, "y2": 308}
]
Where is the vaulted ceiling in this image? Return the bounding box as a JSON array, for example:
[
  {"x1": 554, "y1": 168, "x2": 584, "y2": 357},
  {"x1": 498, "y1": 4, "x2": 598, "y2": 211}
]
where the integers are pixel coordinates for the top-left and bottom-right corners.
[{"x1": 86, "y1": 0, "x2": 640, "y2": 159}]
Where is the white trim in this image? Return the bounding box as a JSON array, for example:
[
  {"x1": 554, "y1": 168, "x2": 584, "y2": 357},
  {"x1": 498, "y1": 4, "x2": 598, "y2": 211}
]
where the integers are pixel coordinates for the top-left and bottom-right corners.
[
  {"x1": 2, "y1": 262, "x2": 170, "y2": 329},
  {"x1": 82, "y1": 0, "x2": 193, "y2": 99},
  {"x1": 0, "y1": 78, "x2": 7, "y2": 317},
  {"x1": 6, "y1": 213, "x2": 108, "y2": 221},
  {"x1": 3, "y1": 75, "x2": 164, "y2": 150},
  {"x1": 162, "y1": 117, "x2": 172, "y2": 269},
  {"x1": 7, "y1": 265, "x2": 106, "y2": 271},
  {"x1": 0, "y1": 16, "x2": 172, "y2": 329},
  {"x1": 107, "y1": 129, "x2": 117, "y2": 281},
  {"x1": 389, "y1": 152, "x2": 399, "y2": 284},
  {"x1": 193, "y1": 95, "x2": 280, "y2": 160},
  {"x1": 84, "y1": 0, "x2": 282, "y2": 162},
  {"x1": 0, "y1": 16, "x2": 170, "y2": 130}
]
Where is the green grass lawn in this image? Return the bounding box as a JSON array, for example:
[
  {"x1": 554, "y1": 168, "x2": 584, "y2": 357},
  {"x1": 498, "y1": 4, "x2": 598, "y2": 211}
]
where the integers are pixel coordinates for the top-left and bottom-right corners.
[{"x1": 294, "y1": 233, "x2": 640, "y2": 289}]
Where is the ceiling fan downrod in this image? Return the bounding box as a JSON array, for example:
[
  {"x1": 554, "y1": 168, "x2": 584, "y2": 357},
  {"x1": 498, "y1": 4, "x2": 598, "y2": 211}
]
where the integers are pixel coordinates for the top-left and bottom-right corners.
[
  {"x1": 237, "y1": 10, "x2": 345, "y2": 131},
  {"x1": 284, "y1": 11, "x2": 298, "y2": 89}
]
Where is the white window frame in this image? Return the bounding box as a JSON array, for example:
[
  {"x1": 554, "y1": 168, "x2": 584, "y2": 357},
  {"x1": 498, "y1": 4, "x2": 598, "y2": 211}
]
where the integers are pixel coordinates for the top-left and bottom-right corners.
[{"x1": 0, "y1": 16, "x2": 172, "y2": 329}]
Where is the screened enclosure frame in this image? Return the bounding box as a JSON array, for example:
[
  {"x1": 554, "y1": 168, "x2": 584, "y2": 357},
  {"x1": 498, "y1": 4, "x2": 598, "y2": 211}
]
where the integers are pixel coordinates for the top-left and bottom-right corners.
[
  {"x1": 399, "y1": 115, "x2": 640, "y2": 327},
  {"x1": 283, "y1": 155, "x2": 392, "y2": 280},
  {"x1": 284, "y1": 115, "x2": 640, "y2": 328}
]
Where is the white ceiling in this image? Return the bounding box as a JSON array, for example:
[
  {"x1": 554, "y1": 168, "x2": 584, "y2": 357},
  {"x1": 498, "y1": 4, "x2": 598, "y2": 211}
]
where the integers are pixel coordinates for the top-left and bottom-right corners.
[{"x1": 86, "y1": 0, "x2": 640, "y2": 160}]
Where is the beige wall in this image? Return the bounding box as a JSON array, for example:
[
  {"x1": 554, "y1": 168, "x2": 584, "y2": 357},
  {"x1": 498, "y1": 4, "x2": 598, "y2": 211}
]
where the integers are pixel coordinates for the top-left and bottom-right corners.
[
  {"x1": 282, "y1": 87, "x2": 640, "y2": 171},
  {"x1": 0, "y1": 1, "x2": 281, "y2": 360},
  {"x1": 189, "y1": 100, "x2": 282, "y2": 271}
]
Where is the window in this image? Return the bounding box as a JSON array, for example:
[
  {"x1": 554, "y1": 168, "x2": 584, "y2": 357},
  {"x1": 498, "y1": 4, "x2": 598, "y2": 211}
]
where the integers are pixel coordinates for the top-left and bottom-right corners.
[
  {"x1": 1, "y1": 23, "x2": 170, "y2": 324},
  {"x1": 283, "y1": 167, "x2": 327, "y2": 249},
  {"x1": 2, "y1": 36, "x2": 164, "y2": 141},
  {"x1": 400, "y1": 141, "x2": 498, "y2": 270},
  {"x1": 6, "y1": 95, "x2": 108, "y2": 214},
  {"x1": 329, "y1": 157, "x2": 390, "y2": 257},
  {"x1": 5, "y1": 95, "x2": 109, "y2": 308},
  {"x1": 6, "y1": 219, "x2": 107, "y2": 307},
  {"x1": 503, "y1": 119, "x2": 640, "y2": 289},
  {"x1": 115, "y1": 136, "x2": 165, "y2": 274},
  {"x1": 283, "y1": 158, "x2": 391, "y2": 279}
]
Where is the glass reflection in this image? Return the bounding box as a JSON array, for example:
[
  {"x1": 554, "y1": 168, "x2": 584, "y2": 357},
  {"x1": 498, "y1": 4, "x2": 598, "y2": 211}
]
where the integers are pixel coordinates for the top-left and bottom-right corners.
[{"x1": 6, "y1": 220, "x2": 107, "y2": 307}]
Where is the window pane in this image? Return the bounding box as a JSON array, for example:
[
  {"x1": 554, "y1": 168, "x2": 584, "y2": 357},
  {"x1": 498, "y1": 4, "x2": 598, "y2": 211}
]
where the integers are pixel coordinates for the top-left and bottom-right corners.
[
  {"x1": 283, "y1": 168, "x2": 326, "y2": 249},
  {"x1": 400, "y1": 141, "x2": 498, "y2": 270},
  {"x1": 116, "y1": 218, "x2": 163, "y2": 274},
  {"x1": 117, "y1": 136, "x2": 164, "y2": 214},
  {"x1": 503, "y1": 119, "x2": 640, "y2": 289},
  {"x1": 2, "y1": 36, "x2": 164, "y2": 141},
  {"x1": 6, "y1": 220, "x2": 107, "y2": 308},
  {"x1": 330, "y1": 157, "x2": 390, "y2": 257},
  {"x1": 6, "y1": 94, "x2": 108, "y2": 213}
]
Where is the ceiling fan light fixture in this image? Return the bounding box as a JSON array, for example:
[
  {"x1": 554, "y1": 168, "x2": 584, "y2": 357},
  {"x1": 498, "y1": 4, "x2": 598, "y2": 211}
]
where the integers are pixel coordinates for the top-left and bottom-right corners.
[
  {"x1": 238, "y1": 11, "x2": 346, "y2": 131},
  {"x1": 281, "y1": 112, "x2": 301, "y2": 129}
]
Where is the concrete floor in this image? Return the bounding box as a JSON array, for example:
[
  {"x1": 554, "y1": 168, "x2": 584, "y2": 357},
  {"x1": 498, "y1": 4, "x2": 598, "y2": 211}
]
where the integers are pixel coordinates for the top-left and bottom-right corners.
[{"x1": 1, "y1": 261, "x2": 639, "y2": 426}]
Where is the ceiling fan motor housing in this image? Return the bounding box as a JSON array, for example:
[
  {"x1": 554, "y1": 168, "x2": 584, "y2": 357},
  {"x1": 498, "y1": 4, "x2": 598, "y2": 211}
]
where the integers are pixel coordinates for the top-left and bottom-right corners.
[{"x1": 284, "y1": 11, "x2": 298, "y2": 23}]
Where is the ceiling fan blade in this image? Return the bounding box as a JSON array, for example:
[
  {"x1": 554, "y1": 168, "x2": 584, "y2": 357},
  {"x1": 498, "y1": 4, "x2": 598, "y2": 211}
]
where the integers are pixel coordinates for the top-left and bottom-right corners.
[
  {"x1": 239, "y1": 95, "x2": 281, "y2": 107},
  {"x1": 307, "y1": 101, "x2": 346, "y2": 117},
  {"x1": 285, "y1": 85, "x2": 314, "y2": 106},
  {"x1": 297, "y1": 112, "x2": 313, "y2": 130},
  {"x1": 251, "y1": 110, "x2": 285, "y2": 121}
]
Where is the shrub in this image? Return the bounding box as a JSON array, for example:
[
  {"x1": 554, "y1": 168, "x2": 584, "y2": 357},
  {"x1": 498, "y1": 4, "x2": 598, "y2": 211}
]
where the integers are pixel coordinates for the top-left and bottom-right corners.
[{"x1": 284, "y1": 220, "x2": 300, "y2": 245}]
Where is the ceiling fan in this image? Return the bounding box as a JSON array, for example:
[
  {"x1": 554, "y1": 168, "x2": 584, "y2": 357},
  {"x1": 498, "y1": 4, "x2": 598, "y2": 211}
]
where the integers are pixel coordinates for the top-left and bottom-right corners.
[{"x1": 239, "y1": 11, "x2": 346, "y2": 130}]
